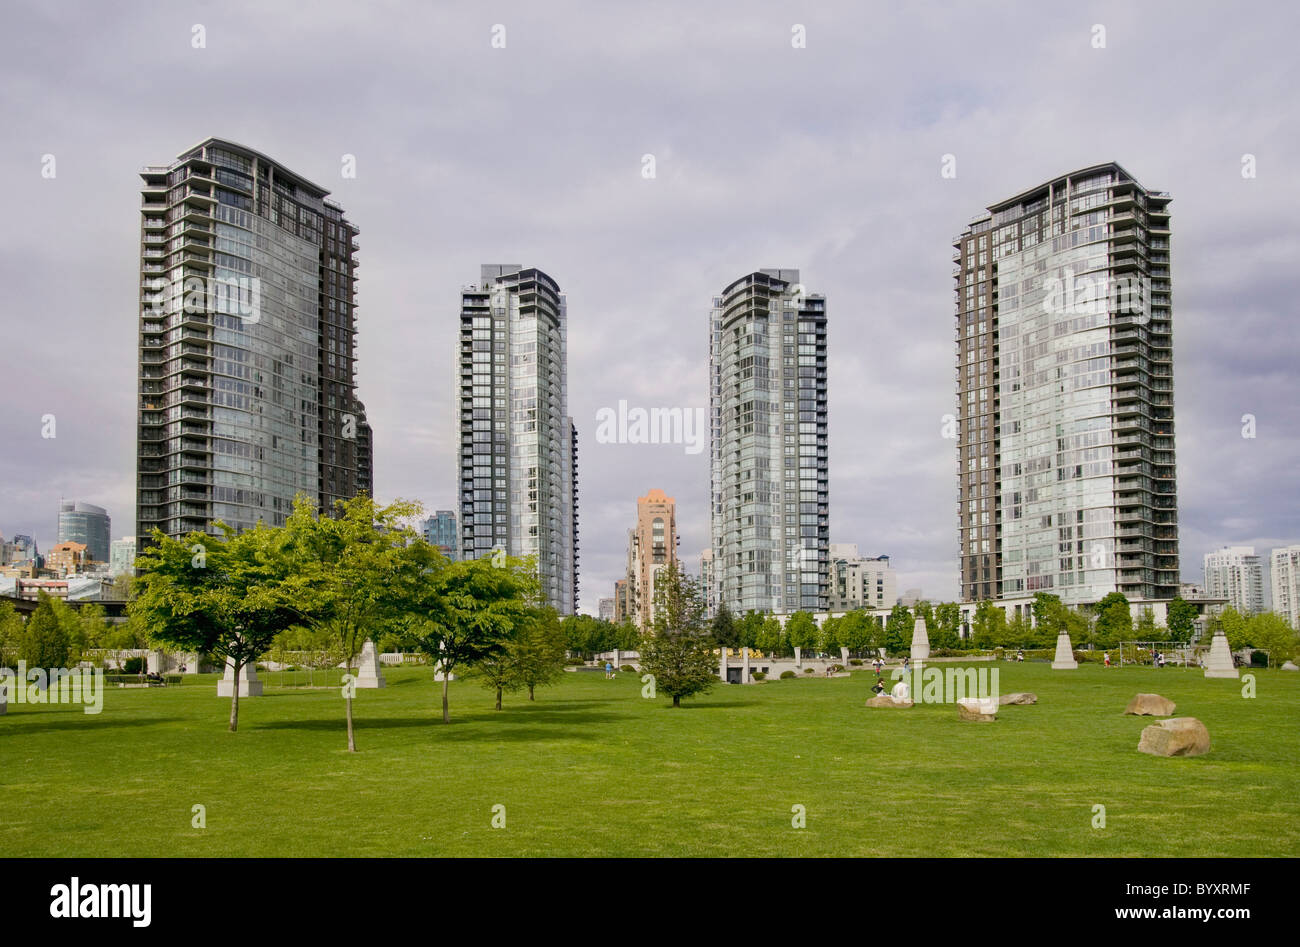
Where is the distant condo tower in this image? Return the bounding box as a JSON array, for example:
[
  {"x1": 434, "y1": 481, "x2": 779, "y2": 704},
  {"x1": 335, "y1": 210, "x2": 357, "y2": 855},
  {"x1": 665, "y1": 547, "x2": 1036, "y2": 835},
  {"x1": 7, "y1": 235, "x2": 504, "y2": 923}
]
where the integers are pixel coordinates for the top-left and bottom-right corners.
[
  {"x1": 954, "y1": 163, "x2": 1177, "y2": 604},
  {"x1": 709, "y1": 269, "x2": 828, "y2": 614},
  {"x1": 456, "y1": 265, "x2": 578, "y2": 614},
  {"x1": 136, "y1": 138, "x2": 372, "y2": 550}
]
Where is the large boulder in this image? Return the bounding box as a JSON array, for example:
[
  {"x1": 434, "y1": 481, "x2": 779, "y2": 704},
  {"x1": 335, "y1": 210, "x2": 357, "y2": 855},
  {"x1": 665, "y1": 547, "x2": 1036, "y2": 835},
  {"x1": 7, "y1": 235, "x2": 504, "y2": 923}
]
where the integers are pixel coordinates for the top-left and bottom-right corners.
[
  {"x1": 956, "y1": 697, "x2": 997, "y2": 721},
  {"x1": 998, "y1": 692, "x2": 1037, "y2": 705},
  {"x1": 1125, "y1": 693, "x2": 1176, "y2": 716},
  {"x1": 866, "y1": 695, "x2": 913, "y2": 708},
  {"x1": 1281, "y1": 661, "x2": 1298, "y2": 671},
  {"x1": 1137, "y1": 717, "x2": 1210, "y2": 757}
]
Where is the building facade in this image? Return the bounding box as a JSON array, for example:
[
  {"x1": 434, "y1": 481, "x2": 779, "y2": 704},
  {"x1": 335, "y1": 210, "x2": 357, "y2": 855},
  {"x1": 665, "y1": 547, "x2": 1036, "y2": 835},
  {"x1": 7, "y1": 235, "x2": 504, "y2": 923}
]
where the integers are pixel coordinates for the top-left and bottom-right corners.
[
  {"x1": 456, "y1": 265, "x2": 577, "y2": 614},
  {"x1": 828, "y1": 544, "x2": 897, "y2": 611},
  {"x1": 109, "y1": 537, "x2": 137, "y2": 577},
  {"x1": 421, "y1": 510, "x2": 459, "y2": 561},
  {"x1": 597, "y1": 597, "x2": 615, "y2": 622},
  {"x1": 955, "y1": 163, "x2": 1177, "y2": 606},
  {"x1": 1269, "y1": 545, "x2": 1300, "y2": 630},
  {"x1": 57, "y1": 501, "x2": 111, "y2": 564},
  {"x1": 47, "y1": 541, "x2": 89, "y2": 576},
  {"x1": 136, "y1": 138, "x2": 372, "y2": 551},
  {"x1": 1203, "y1": 546, "x2": 1265, "y2": 616},
  {"x1": 622, "y1": 489, "x2": 678, "y2": 629},
  {"x1": 710, "y1": 269, "x2": 828, "y2": 615}
]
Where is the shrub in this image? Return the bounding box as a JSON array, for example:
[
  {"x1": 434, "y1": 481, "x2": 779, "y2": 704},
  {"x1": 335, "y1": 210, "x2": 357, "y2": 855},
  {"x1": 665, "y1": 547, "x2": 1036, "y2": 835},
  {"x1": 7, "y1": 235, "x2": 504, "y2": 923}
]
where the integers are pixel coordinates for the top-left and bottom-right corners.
[
  {"x1": 804, "y1": 667, "x2": 815, "y2": 674},
  {"x1": 123, "y1": 657, "x2": 145, "y2": 674},
  {"x1": 849, "y1": 658, "x2": 862, "y2": 666},
  {"x1": 620, "y1": 664, "x2": 635, "y2": 673},
  {"x1": 779, "y1": 670, "x2": 796, "y2": 680},
  {"x1": 751, "y1": 671, "x2": 766, "y2": 680},
  {"x1": 828, "y1": 664, "x2": 844, "y2": 673}
]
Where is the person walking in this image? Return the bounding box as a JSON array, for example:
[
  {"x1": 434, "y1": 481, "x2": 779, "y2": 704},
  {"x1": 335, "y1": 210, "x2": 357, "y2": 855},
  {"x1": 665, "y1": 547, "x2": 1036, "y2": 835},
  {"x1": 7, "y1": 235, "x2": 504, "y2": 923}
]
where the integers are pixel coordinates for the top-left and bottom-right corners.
[{"x1": 604, "y1": 661, "x2": 613, "y2": 679}]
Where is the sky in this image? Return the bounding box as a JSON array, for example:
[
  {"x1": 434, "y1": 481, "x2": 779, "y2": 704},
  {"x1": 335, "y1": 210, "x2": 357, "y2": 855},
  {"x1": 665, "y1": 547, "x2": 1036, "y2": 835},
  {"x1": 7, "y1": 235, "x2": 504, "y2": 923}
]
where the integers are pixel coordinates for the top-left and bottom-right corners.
[{"x1": 1, "y1": 0, "x2": 1297, "y2": 612}]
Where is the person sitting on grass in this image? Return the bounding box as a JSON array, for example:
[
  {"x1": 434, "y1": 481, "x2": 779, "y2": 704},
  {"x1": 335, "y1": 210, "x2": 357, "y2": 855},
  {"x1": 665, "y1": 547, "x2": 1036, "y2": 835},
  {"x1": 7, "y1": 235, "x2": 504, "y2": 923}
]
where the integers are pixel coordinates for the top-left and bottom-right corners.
[{"x1": 871, "y1": 677, "x2": 886, "y2": 696}]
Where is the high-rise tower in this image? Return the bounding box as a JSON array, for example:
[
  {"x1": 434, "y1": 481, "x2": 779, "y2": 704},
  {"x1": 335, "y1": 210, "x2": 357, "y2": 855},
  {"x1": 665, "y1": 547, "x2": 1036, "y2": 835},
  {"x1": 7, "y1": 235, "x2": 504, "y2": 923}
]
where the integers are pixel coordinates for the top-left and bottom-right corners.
[
  {"x1": 710, "y1": 269, "x2": 828, "y2": 614},
  {"x1": 456, "y1": 265, "x2": 577, "y2": 614},
  {"x1": 136, "y1": 139, "x2": 372, "y2": 549},
  {"x1": 955, "y1": 163, "x2": 1176, "y2": 604}
]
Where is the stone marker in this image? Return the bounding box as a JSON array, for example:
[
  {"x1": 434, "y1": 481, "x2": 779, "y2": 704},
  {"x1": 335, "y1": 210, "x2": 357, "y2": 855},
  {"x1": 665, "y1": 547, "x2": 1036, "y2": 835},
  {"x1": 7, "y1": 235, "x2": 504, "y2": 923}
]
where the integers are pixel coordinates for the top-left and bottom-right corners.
[
  {"x1": 1125, "y1": 693, "x2": 1175, "y2": 716},
  {"x1": 1202, "y1": 630, "x2": 1239, "y2": 679},
  {"x1": 998, "y1": 692, "x2": 1037, "y2": 705},
  {"x1": 956, "y1": 697, "x2": 997, "y2": 721},
  {"x1": 1050, "y1": 631, "x2": 1078, "y2": 669},
  {"x1": 866, "y1": 695, "x2": 913, "y2": 708},
  {"x1": 910, "y1": 617, "x2": 931, "y2": 661},
  {"x1": 1282, "y1": 660, "x2": 1299, "y2": 671},
  {"x1": 891, "y1": 680, "x2": 910, "y2": 701},
  {"x1": 216, "y1": 656, "x2": 262, "y2": 697},
  {"x1": 1137, "y1": 717, "x2": 1210, "y2": 757},
  {"x1": 354, "y1": 639, "x2": 386, "y2": 689},
  {"x1": 742, "y1": 646, "x2": 750, "y2": 683}
]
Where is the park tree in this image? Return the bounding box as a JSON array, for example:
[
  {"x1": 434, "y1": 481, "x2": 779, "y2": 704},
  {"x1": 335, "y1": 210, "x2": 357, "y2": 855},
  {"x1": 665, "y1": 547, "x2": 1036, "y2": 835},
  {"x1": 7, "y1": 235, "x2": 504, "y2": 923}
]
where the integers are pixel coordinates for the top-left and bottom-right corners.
[
  {"x1": 131, "y1": 522, "x2": 308, "y2": 731},
  {"x1": 637, "y1": 561, "x2": 717, "y2": 708},
  {"x1": 971, "y1": 600, "x2": 1005, "y2": 650},
  {"x1": 512, "y1": 606, "x2": 569, "y2": 700},
  {"x1": 885, "y1": 604, "x2": 912, "y2": 655},
  {"x1": 0, "y1": 599, "x2": 24, "y2": 665},
  {"x1": 1166, "y1": 596, "x2": 1197, "y2": 644},
  {"x1": 1135, "y1": 606, "x2": 1163, "y2": 641},
  {"x1": 837, "y1": 611, "x2": 869, "y2": 658},
  {"x1": 932, "y1": 602, "x2": 962, "y2": 650},
  {"x1": 1244, "y1": 612, "x2": 1299, "y2": 664},
  {"x1": 20, "y1": 592, "x2": 70, "y2": 669},
  {"x1": 818, "y1": 614, "x2": 841, "y2": 657},
  {"x1": 283, "y1": 494, "x2": 424, "y2": 752},
  {"x1": 736, "y1": 611, "x2": 766, "y2": 652},
  {"x1": 1216, "y1": 607, "x2": 1250, "y2": 651},
  {"x1": 473, "y1": 635, "x2": 522, "y2": 710},
  {"x1": 1093, "y1": 592, "x2": 1132, "y2": 649},
  {"x1": 785, "y1": 610, "x2": 818, "y2": 658},
  {"x1": 397, "y1": 552, "x2": 537, "y2": 723},
  {"x1": 711, "y1": 603, "x2": 739, "y2": 649},
  {"x1": 1005, "y1": 612, "x2": 1031, "y2": 649}
]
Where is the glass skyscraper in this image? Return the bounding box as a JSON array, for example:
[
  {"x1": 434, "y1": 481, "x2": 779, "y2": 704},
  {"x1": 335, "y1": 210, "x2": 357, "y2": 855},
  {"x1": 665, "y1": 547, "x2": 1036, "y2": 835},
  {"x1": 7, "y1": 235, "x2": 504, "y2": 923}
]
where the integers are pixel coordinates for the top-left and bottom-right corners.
[
  {"x1": 456, "y1": 265, "x2": 577, "y2": 614},
  {"x1": 136, "y1": 138, "x2": 372, "y2": 550},
  {"x1": 57, "y1": 500, "x2": 111, "y2": 563},
  {"x1": 955, "y1": 162, "x2": 1177, "y2": 605},
  {"x1": 709, "y1": 269, "x2": 828, "y2": 614}
]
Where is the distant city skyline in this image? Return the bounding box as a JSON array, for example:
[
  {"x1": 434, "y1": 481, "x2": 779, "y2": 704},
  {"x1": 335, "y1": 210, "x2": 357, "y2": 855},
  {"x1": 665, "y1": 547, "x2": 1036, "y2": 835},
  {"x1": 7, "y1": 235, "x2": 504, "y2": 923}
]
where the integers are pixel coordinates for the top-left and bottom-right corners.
[{"x1": 2, "y1": 2, "x2": 1297, "y2": 613}]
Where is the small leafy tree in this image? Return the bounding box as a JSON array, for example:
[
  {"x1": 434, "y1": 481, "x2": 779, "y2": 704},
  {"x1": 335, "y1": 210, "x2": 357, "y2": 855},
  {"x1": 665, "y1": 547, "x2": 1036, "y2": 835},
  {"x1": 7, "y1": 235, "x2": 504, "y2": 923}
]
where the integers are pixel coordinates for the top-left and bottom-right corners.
[
  {"x1": 711, "y1": 603, "x2": 739, "y2": 649},
  {"x1": 1244, "y1": 612, "x2": 1299, "y2": 664},
  {"x1": 785, "y1": 611, "x2": 818, "y2": 657},
  {"x1": 131, "y1": 523, "x2": 308, "y2": 731},
  {"x1": 513, "y1": 607, "x2": 568, "y2": 700},
  {"x1": 1166, "y1": 596, "x2": 1197, "y2": 643},
  {"x1": 1093, "y1": 592, "x2": 1132, "y2": 649},
  {"x1": 397, "y1": 551, "x2": 537, "y2": 723},
  {"x1": 20, "y1": 592, "x2": 69, "y2": 668},
  {"x1": 885, "y1": 604, "x2": 912, "y2": 655},
  {"x1": 838, "y1": 611, "x2": 870, "y2": 657},
  {"x1": 971, "y1": 600, "x2": 1004, "y2": 650},
  {"x1": 755, "y1": 615, "x2": 784, "y2": 656},
  {"x1": 0, "y1": 599, "x2": 24, "y2": 666},
  {"x1": 932, "y1": 602, "x2": 962, "y2": 650},
  {"x1": 819, "y1": 614, "x2": 841, "y2": 656},
  {"x1": 637, "y1": 561, "x2": 716, "y2": 708}
]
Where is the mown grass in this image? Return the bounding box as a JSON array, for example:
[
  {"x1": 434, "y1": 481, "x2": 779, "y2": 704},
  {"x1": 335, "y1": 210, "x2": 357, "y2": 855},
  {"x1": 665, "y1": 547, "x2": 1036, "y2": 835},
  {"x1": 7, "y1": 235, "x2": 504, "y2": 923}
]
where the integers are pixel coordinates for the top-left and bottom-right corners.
[{"x1": 1, "y1": 662, "x2": 1296, "y2": 856}]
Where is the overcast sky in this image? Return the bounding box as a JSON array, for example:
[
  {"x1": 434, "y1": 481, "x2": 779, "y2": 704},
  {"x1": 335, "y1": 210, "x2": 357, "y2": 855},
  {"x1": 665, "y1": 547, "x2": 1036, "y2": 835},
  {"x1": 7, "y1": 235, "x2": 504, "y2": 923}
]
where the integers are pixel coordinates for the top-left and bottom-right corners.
[{"x1": 2, "y1": 0, "x2": 1297, "y2": 611}]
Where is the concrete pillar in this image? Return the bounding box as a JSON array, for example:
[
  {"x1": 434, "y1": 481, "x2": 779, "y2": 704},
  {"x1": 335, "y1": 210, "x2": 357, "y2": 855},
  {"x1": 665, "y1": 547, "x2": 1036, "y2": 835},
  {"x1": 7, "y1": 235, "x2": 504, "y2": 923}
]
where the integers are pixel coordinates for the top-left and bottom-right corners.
[
  {"x1": 613, "y1": 648, "x2": 620, "y2": 670},
  {"x1": 719, "y1": 647, "x2": 728, "y2": 682},
  {"x1": 910, "y1": 618, "x2": 931, "y2": 661},
  {"x1": 840, "y1": 646, "x2": 850, "y2": 667},
  {"x1": 1051, "y1": 632, "x2": 1078, "y2": 669},
  {"x1": 742, "y1": 647, "x2": 750, "y2": 683},
  {"x1": 355, "y1": 639, "x2": 386, "y2": 689},
  {"x1": 216, "y1": 655, "x2": 263, "y2": 697},
  {"x1": 1203, "y1": 630, "x2": 1239, "y2": 679},
  {"x1": 794, "y1": 646, "x2": 802, "y2": 667}
]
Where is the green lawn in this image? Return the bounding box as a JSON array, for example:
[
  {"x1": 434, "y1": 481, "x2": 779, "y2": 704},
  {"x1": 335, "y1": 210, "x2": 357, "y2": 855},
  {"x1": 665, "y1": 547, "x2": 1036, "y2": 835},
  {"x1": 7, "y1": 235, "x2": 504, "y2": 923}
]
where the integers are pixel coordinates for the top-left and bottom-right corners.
[{"x1": 2, "y1": 662, "x2": 1296, "y2": 856}]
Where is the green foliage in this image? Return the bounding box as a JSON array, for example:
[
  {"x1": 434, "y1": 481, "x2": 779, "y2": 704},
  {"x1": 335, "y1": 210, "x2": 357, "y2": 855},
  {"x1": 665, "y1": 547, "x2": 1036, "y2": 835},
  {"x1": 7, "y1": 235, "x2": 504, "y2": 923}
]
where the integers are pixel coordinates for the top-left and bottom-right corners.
[
  {"x1": 932, "y1": 603, "x2": 962, "y2": 650},
  {"x1": 561, "y1": 613, "x2": 628, "y2": 658},
  {"x1": 837, "y1": 611, "x2": 871, "y2": 655},
  {"x1": 20, "y1": 593, "x2": 70, "y2": 668},
  {"x1": 885, "y1": 604, "x2": 911, "y2": 655},
  {"x1": 512, "y1": 607, "x2": 569, "y2": 700},
  {"x1": 636, "y1": 562, "x2": 717, "y2": 708},
  {"x1": 710, "y1": 603, "x2": 739, "y2": 649},
  {"x1": 785, "y1": 611, "x2": 818, "y2": 652},
  {"x1": 1093, "y1": 592, "x2": 1131, "y2": 649},
  {"x1": 0, "y1": 599, "x2": 23, "y2": 665},
  {"x1": 1166, "y1": 596, "x2": 1197, "y2": 644},
  {"x1": 779, "y1": 670, "x2": 796, "y2": 680},
  {"x1": 130, "y1": 519, "x2": 312, "y2": 731},
  {"x1": 736, "y1": 611, "x2": 766, "y2": 650},
  {"x1": 1216, "y1": 607, "x2": 1250, "y2": 651},
  {"x1": 1238, "y1": 611, "x2": 1299, "y2": 663},
  {"x1": 971, "y1": 600, "x2": 1004, "y2": 649},
  {"x1": 755, "y1": 616, "x2": 785, "y2": 656},
  {"x1": 396, "y1": 550, "x2": 539, "y2": 722},
  {"x1": 818, "y1": 615, "x2": 841, "y2": 654}
]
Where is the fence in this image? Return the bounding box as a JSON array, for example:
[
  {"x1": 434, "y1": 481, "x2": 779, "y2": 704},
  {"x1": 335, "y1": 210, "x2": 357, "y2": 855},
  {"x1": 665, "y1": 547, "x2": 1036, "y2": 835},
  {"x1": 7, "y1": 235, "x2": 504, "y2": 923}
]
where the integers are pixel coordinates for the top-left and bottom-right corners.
[{"x1": 1117, "y1": 641, "x2": 1205, "y2": 669}]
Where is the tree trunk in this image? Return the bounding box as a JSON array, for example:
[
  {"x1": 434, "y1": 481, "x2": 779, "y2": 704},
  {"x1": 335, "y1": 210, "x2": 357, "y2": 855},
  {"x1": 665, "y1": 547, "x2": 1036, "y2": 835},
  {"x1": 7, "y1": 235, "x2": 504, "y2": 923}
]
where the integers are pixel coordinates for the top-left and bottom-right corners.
[
  {"x1": 495, "y1": 685, "x2": 502, "y2": 711},
  {"x1": 441, "y1": 674, "x2": 450, "y2": 723},
  {"x1": 228, "y1": 659, "x2": 240, "y2": 732},
  {"x1": 346, "y1": 693, "x2": 356, "y2": 752},
  {"x1": 673, "y1": 694, "x2": 681, "y2": 707},
  {"x1": 528, "y1": 684, "x2": 535, "y2": 701}
]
